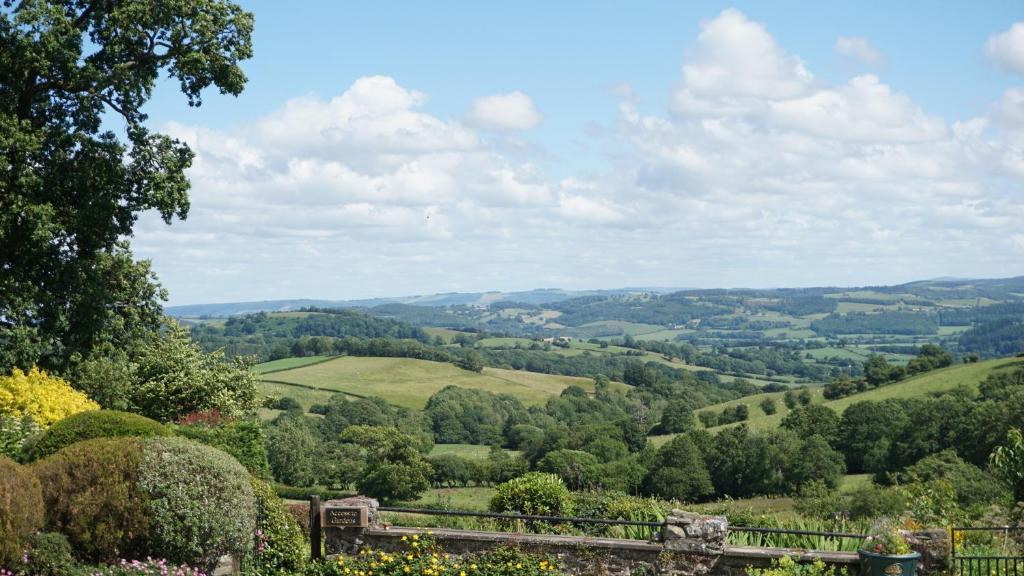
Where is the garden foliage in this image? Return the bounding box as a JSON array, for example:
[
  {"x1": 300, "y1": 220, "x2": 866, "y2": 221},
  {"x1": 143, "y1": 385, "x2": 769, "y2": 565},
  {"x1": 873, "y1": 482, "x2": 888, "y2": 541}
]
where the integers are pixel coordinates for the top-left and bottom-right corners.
[
  {"x1": 0, "y1": 456, "x2": 43, "y2": 567},
  {"x1": 27, "y1": 410, "x2": 169, "y2": 461}
]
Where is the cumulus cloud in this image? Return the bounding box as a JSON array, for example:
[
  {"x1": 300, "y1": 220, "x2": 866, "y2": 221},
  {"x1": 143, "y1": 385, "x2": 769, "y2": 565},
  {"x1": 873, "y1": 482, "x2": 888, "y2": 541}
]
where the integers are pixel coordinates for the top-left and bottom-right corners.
[
  {"x1": 135, "y1": 11, "x2": 1024, "y2": 304},
  {"x1": 468, "y1": 91, "x2": 542, "y2": 130},
  {"x1": 986, "y1": 22, "x2": 1024, "y2": 74},
  {"x1": 835, "y1": 36, "x2": 884, "y2": 65},
  {"x1": 672, "y1": 9, "x2": 812, "y2": 116}
]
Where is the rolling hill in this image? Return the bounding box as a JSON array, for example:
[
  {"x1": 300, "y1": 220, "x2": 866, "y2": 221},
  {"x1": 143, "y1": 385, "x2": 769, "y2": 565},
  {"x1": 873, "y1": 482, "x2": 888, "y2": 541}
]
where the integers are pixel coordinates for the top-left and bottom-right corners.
[
  {"x1": 257, "y1": 355, "x2": 621, "y2": 410},
  {"x1": 649, "y1": 356, "x2": 1024, "y2": 446}
]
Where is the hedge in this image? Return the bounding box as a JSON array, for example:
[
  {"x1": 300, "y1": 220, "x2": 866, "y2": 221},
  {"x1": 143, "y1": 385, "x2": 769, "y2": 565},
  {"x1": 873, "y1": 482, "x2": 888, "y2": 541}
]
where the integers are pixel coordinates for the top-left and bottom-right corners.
[
  {"x1": 27, "y1": 410, "x2": 169, "y2": 461},
  {"x1": 0, "y1": 455, "x2": 44, "y2": 567}
]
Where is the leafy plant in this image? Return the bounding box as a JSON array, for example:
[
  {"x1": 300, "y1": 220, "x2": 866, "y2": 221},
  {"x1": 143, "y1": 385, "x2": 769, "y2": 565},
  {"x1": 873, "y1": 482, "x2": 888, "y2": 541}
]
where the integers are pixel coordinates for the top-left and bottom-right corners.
[
  {"x1": 316, "y1": 534, "x2": 565, "y2": 576},
  {"x1": 861, "y1": 519, "x2": 912, "y2": 555},
  {"x1": 490, "y1": 473, "x2": 574, "y2": 517},
  {"x1": 746, "y1": 555, "x2": 847, "y2": 576}
]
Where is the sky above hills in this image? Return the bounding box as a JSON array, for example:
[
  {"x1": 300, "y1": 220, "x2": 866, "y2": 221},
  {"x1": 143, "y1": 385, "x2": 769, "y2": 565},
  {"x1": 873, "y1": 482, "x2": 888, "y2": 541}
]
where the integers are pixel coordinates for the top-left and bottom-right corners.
[{"x1": 132, "y1": 1, "x2": 1024, "y2": 305}]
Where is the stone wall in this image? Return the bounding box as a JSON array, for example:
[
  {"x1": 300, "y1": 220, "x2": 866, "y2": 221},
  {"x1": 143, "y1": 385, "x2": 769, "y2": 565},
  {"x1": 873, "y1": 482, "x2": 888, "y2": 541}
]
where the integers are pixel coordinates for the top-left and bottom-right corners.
[{"x1": 320, "y1": 499, "x2": 864, "y2": 576}]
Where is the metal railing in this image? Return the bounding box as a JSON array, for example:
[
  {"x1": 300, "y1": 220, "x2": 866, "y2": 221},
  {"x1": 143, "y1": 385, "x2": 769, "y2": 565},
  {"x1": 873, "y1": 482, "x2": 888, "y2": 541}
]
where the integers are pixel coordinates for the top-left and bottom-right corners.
[
  {"x1": 309, "y1": 498, "x2": 869, "y2": 560},
  {"x1": 952, "y1": 526, "x2": 1024, "y2": 576},
  {"x1": 378, "y1": 506, "x2": 663, "y2": 528}
]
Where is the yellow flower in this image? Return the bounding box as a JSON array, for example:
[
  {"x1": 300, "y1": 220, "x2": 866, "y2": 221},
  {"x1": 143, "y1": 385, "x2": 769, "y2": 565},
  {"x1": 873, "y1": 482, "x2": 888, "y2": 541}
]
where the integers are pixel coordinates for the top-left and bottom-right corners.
[{"x1": 0, "y1": 366, "x2": 98, "y2": 427}]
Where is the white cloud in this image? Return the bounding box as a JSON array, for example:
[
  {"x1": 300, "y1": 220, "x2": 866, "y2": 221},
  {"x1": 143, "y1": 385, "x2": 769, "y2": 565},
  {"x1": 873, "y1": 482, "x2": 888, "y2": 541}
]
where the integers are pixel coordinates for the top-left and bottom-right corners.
[
  {"x1": 135, "y1": 13, "x2": 1024, "y2": 305},
  {"x1": 468, "y1": 91, "x2": 542, "y2": 130},
  {"x1": 835, "y1": 36, "x2": 884, "y2": 65},
  {"x1": 672, "y1": 9, "x2": 812, "y2": 116},
  {"x1": 986, "y1": 22, "x2": 1024, "y2": 74},
  {"x1": 770, "y1": 75, "x2": 946, "y2": 142}
]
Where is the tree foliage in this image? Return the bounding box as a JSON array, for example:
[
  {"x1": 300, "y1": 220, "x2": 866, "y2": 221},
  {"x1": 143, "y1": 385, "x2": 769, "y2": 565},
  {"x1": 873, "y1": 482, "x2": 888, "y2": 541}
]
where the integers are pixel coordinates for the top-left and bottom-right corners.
[{"x1": 0, "y1": 0, "x2": 253, "y2": 373}]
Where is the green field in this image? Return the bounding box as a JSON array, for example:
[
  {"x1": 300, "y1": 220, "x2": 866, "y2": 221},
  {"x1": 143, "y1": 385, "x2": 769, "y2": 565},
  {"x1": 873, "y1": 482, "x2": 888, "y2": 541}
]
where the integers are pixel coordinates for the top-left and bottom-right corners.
[
  {"x1": 398, "y1": 487, "x2": 496, "y2": 511},
  {"x1": 429, "y1": 444, "x2": 519, "y2": 459},
  {"x1": 259, "y1": 356, "x2": 610, "y2": 409},
  {"x1": 254, "y1": 355, "x2": 334, "y2": 374}
]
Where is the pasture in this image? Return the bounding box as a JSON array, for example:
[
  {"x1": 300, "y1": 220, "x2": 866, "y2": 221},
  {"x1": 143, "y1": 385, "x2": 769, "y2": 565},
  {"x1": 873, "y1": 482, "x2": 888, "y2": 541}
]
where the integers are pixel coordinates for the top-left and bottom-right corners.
[{"x1": 259, "y1": 356, "x2": 605, "y2": 409}]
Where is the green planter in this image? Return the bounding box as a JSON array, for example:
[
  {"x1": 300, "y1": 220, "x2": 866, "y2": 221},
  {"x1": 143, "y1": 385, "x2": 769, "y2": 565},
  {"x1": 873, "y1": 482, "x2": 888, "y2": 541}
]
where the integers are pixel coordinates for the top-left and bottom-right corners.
[{"x1": 858, "y1": 550, "x2": 921, "y2": 576}]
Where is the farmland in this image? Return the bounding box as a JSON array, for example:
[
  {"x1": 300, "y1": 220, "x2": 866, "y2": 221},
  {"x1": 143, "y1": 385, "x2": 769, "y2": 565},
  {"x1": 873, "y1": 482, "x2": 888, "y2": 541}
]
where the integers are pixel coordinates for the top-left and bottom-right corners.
[{"x1": 258, "y1": 355, "x2": 607, "y2": 409}]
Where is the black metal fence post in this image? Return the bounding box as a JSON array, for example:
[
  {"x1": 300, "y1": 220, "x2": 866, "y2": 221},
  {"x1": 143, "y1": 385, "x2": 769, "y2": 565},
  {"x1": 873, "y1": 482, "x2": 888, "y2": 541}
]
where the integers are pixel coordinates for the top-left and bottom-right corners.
[{"x1": 310, "y1": 495, "x2": 322, "y2": 561}]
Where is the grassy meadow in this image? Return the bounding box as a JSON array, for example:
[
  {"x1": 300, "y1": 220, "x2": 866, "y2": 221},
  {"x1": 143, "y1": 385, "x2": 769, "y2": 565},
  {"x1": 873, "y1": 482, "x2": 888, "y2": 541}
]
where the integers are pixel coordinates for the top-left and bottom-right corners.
[{"x1": 257, "y1": 356, "x2": 606, "y2": 409}]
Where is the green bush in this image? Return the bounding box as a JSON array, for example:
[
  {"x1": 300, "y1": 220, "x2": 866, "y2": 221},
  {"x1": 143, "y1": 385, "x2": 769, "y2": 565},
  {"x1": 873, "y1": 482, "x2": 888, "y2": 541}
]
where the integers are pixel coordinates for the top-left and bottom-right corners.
[
  {"x1": 27, "y1": 410, "x2": 169, "y2": 461},
  {"x1": 490, "y1": 472, "x2": 574, "y2": 517},
  {"x1": 176, "y1": 419, "x2": 270, "y2": 477},
  {"x1": 247, "y1": 477, "x2": 306, "y2": 574},
  {"x1": 0, "y1": 455, "x2": 44, "y2": 567},
  {"x1": 138, "y1": 436, "x2": 256, "y2": 569},
  {"x1": 746, "y1": 555, "x2": 847, "y2": 576},
  {"x1": 22, "y1": 532, "x2": 77, "y2": 576},
  {"x1": 31, "y1": 436, "x2": 257, "y2": 569},
  {"x1": 271, "y1": 483, "x2": 351, "y2": 501},
  {"x1": 846, "y1": 483, "x2": 907, "y2": 520},
  {"x1": 31, "y1": 437, "x2": 149, "y2": 564}
]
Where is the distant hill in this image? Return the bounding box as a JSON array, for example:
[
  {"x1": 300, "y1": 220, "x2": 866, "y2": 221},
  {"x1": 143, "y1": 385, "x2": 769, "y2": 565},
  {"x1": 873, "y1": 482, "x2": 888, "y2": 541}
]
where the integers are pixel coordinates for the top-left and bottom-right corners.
[{"x1": 166, "y1": 287, "x2": 684, "y2": 318}]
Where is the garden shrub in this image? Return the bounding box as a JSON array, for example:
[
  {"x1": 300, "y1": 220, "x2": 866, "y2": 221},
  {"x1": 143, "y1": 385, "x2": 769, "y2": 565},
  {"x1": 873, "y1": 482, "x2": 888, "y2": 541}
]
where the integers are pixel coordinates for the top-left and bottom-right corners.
[
  {"x1": 175, "y1": 418, "x2": 270, "y2": 477},
  {"x1": 31, "y1": 436, "x2": 257, "y2": 569},
  {"x1": 247, "y1": 477, "x2": 306, "y2": 574},
  {"x1": 746, "y1": 555, "x2": 846, "y2": 576},
  {"x1": 0, "y1": 367, "x2": 98, "y2": 457},
  {"x1": 323, "y1": 534, "x2": 565, "y2": 576},
  {"x1": 490, "y1": 472, "x2": 574, "y2": 516},
  {"x1": 0, "y1": 456, "x2": 44, "y2": 567},
  {"x1": 22, "y1": 532, "x2": 76, "y2": 576},
  {"x1": 27, "y1": 410, "x2": 169, "y2": 461},
  {"x1": 137, "y1": 436, "x2": 256, "y2": 569},
  {"x1": 0, "y1": 367, "x2": 99, "y2": 427},
  {"x1": 571, "y1": 490, "x2": 664, "y2": 539},
  {"x1": 30, "y1": 437, "x2": 150, "y2": 564}
]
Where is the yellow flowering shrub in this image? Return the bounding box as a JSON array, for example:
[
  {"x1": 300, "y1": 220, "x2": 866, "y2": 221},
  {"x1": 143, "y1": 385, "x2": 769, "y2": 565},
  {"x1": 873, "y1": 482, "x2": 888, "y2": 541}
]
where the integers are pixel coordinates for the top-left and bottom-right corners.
[
  {"x1": 326, "y1": 533, "x2": 564, "y2": 575},
  {"x1": 0, "y1": 366, "x2": 98, "y2": 427}
]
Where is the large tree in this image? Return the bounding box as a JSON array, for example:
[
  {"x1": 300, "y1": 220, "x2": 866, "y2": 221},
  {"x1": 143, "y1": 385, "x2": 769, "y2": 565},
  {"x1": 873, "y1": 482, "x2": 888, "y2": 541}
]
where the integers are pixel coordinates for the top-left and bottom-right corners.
[{"x1": 0, "y1": 0, "x2": 253, "y2": 372}]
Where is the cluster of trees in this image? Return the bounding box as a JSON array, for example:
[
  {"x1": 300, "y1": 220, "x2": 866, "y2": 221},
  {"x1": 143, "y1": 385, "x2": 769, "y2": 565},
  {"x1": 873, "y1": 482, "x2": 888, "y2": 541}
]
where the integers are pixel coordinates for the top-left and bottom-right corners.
[
  {"x1": 642, "y1": 424, "x2": 845, "y2": 502},
  {"x1": 811, "y1": 311, "x2": 939, "y2": 336},
  {"x1": 958, "y1": 319, "x2": 1024, "y2": 358},
  {"x1": 824, "y1": 345, "x2": 953, "y2": 399}
]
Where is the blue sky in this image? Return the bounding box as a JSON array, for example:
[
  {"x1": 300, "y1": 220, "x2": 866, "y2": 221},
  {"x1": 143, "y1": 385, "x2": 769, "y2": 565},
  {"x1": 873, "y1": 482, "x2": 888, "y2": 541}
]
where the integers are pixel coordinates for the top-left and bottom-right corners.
[{"x1": 133, "y1": 2, "x2": 1024, "y2": 304}]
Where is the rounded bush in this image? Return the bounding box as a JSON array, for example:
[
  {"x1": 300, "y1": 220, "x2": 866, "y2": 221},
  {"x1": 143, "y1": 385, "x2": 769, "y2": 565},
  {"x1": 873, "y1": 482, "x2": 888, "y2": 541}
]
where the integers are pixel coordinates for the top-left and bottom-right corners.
[
  {"x1": 490, "y1": 472, "x2": 574, "y2": 517},
  {"x1": 22, "y1": 532, "x2": 76, "y2": 576},
  {"x1": 31, "y1": 437, "x2": 149, "y2": 564},
  {"x1": 28, "y1": 410, "x2": 169, "y2": 461},
  {"x1": 31, "y1": 436, "x2": 257, "y2": 569},
  {"x1": 0, "y1": 455, "x2": 44, "y2": 567},
  {"x1": 138, "y1": 436, "x2": 256, "y2": 569}
]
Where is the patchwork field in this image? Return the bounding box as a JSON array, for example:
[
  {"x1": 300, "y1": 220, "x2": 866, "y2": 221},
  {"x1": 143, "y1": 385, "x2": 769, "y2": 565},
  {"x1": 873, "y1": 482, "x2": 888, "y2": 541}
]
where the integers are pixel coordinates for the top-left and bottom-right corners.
[{"x1": 258, "y1": 356, "x2": 607, "y2": 409}]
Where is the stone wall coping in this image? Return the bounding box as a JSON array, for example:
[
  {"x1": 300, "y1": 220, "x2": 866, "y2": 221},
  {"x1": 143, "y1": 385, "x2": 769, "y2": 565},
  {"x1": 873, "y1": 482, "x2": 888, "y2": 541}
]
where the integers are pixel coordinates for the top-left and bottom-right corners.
[
  {"x1": 363, "y1": 526, "x2": 665, "y2": 553},
  {"x1": 724, "y1": 546, "x2": 859, "y2": 565}
]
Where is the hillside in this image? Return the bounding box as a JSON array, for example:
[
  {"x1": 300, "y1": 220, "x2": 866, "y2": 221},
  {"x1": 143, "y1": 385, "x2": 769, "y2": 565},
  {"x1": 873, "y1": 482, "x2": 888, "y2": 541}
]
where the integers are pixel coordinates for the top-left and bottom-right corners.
[
  {"x1": 649, "y1": 356, "x2": 1024, "y2": 445},
  {"x1": 257, "y1": 355, "x2": 617, "y2": 410}
]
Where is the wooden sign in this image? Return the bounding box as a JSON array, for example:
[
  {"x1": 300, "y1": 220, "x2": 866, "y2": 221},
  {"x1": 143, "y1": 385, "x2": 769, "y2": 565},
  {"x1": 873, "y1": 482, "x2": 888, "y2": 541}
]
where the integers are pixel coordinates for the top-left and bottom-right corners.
[{"x1": 322, "y1": 506, "x2": 368, "y2": 528}]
